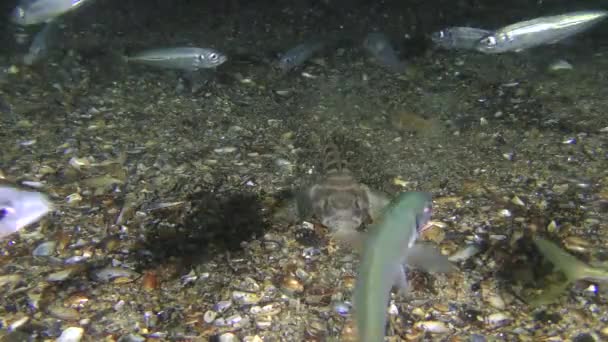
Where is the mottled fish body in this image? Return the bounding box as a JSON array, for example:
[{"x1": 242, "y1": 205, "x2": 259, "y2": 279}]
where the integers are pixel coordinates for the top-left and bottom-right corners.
[
  {"x1": 307, "y1": 143, "x2": 374, "y2": 244},
  {"x1": 126, "y1": 47, "x2": 227, "y2": 71},
  {"x1": 354, "y1": 191, "x2": 432, "y2": 342},
  {"x1": 476, "y1": 10, "x2": 608, "y2": 53},
  {"x1": 363, "y1": 32, "x2": 406, "y2": 73},
  {"x1": 0, "y1": 186, "x2": 51, "y2": 239},
  {"x1": 431, "y1": 26, "x2": 492, "y2": 50},
  {"x1": 11, "y1": 0, "x2": 92, "y2": 26},
  {"x1": 277, "y1": 39, "x2": 327, "y2": 72}
]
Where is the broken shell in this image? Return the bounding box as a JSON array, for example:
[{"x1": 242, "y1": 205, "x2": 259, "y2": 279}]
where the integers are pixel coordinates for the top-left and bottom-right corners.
[
  {"x1": 64, "y1": 293, "x2": 90, "y2": 309},
  {"x1": 47, "y1": 304, "x2": 80, "y2": 321},
  {"x1": 563, "y1": 236, "x2": 591, "y2": 253},
  {"x1": 93, "y1": 267, "x2": 140, "y2": 283},
  {"x1": 280, "y1": 276, "x2": 304, "y2": 295},
  {"x1": 486, "y1": 312, "x2": 511, "y2": 329},
  {"x1": 68, "y1": 157, "x2": 91, "y2": 170},
  {"x1": 232, "y1": 291, "x2": 261, "y2": 305},
  {"x1": 414, "y1": 320, "x2": 451, "y2": 334},
  {"x1": 47, "y1": 266, "x2": 81, "y2": 282},
  {"x1": 510, "y1": 196, "x2": 525, "y2": 207}
]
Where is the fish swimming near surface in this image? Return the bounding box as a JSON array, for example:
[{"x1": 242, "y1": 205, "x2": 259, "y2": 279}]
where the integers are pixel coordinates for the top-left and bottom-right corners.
[
  {"x1": 475, "y1": 10, "x2": 608, "y2": 54},
  {"x1": 125, "y1": 47, "x2": 228, "y2": 72},
  {"x1": 0, "y1": 186, "x2": 52, "y2": 240},
  {"x1": 431, "y1": 26, "x2": 493, "y2": 50},
  {"x1": 303, "y1": 141, "x2": 390, "y2": 246},
  {"x1": 11, "y1": 0, "x2": 93, "y2": 26},
  {"x1": 353, "y1": 191, "x2": 433, "y2": 342},
  {"x1": 363, "y1": 32, "x2": 407, "y2": 73}
]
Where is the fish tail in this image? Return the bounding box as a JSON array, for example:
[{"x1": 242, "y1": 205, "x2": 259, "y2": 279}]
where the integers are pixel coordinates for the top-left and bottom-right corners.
[{"x1": 534, "y1": 237, "x2": 594, "y2": 282}]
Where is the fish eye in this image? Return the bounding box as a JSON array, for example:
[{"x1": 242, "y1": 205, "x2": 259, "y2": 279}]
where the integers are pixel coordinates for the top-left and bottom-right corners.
[
  {"x1": 208, "y1": 53, "x2": 218, "y2": 60},
  {"x1": 484, "y1": 36, "x2": 497, "y2": 46},
  {"x1": 0, "y1": 208, "x2": 8, "y2": 220}
]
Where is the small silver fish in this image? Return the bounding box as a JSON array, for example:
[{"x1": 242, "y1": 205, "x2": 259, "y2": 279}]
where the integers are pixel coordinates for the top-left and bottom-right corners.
[
  {"x1": 431, "y1": 26, "x2": 493, "y2": 50},
  {"x1": 353, "y1": 191, "x2": 432, "y2": 342},
  {"x1": 277, "y1": 39, "x2": 327, "y2": 72},
  {"x1": 476, "y1": 10, "x2": 608, "y2": 54},
  {"x1": 23, "y1": 20, "x2": 60, "y2": 65},
  {"x1": 11, "y1": 0, "x2": 92, "y2": 26},
  {"x1": 126, "y1": 47, "x2": 227, "y2": 71},
  {"x1": 363, "y1": 32, "x2": 406, "y2": 73},
  {"x1": 0, "y1": 186, "x2": 51, "y2": 239}
]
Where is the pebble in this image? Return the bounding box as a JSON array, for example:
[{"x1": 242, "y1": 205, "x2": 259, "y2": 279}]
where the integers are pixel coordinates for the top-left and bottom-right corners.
[
  {"x1": 204, "y1": 310, "x2": 217, "y2": 323},
  {"x1": 214, "y1": 146, "x2": 237, "y2": 154},
  {"x1": 218, "y1": 332, "x2": 239, "y2": 342},
  {"x1": 333, "y1": 301, "x2": 351, "y2": 316},
  {"x1": 57, "y1": 327, "x2": 84, "y2": 342},
  {"x1": 32, "y1": 241, "x2": 56, "y2": 256}
]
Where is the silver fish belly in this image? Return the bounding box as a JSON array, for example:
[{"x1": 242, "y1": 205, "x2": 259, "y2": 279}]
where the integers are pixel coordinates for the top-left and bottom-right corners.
[
  {"x1": 0, "y1": 186, "x2": 51, "y2": 239},
  {"x1": 476, "y1": 10, "x2": 608, "y2": 53}
]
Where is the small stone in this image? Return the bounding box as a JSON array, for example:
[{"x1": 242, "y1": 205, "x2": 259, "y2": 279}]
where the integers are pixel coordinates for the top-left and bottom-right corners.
[{"x1": 57, "y1": 327, "x2": 84, "y2": 342}]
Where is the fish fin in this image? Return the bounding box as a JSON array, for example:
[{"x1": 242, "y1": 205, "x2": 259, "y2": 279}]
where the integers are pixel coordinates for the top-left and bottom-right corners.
[
  {"x1": 528, "y1": 280, "x2": 572, "y2": 306},
  {"x1": 366, "y1": 187, "x2": 391, "y2": 222},
  {"x1": 534, "y1": 237, "x2": 592, "y2": 282},
  {"x1": 392, "y1": 264, "x2": 410, "y2": 296},
  {"x1": 405, "y1": 243, "x2": 456, "y2": 273}
]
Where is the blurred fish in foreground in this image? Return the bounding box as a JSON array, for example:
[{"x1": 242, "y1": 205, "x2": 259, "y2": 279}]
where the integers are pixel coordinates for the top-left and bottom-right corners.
[
  {"x1": 363, "y1": 32, "x2": 406, "y2": 73},
  {"x1": 353, "y1": 192, "x2": 453, "y2": 342},
  {"x1": 530, "y1": 236, "x2": 608, "y2": 305},
  {"x1": 23, "y1": 20, "x2": 60, "y2": 65},
  {"x1": 431, "y1": 26, "x2": 492, "y2": 51},
  {"x1": 125, "y1": 47, "x2": 228, "y2": 72},
  {"x1": 0, "y1": 186, "x2": 51, "y2": 240},
  {"x1": 11, "y1": 0, "x2": 93, "y2": 26},
  {"x1": 476, "y1": 10, "x2": 608, "y2": 54}
]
